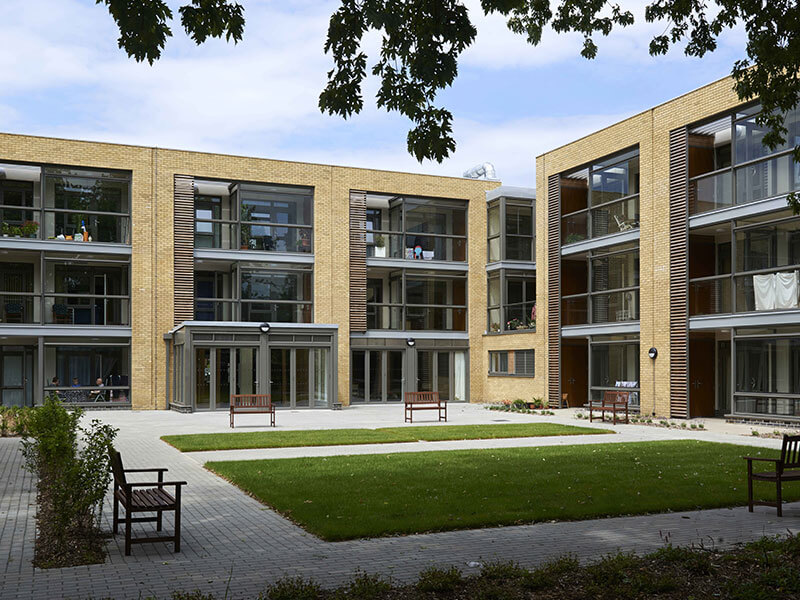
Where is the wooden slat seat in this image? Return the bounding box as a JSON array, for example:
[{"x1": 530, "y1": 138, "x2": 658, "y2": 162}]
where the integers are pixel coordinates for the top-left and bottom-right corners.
[
  {"x1": 230, "y1": 394, "x2": 275, "y2": 428},
  {"x1": 745, "y1": 435, "x2": 800, "y2": 517},
  {"x1": 109, "y1": 447, "x2": 186, "y2": 556},
  {"x1": 404, "y1": 391, "x2": 446, "y2": 423}
]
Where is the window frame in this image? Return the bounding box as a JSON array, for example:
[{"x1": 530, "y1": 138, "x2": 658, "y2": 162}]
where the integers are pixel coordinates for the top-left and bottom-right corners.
[{"x1": 488, "y1": 349, "x2": 535, "y2": 377}]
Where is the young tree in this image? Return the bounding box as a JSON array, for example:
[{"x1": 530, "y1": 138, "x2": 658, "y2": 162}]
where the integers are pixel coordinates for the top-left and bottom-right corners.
[{"x1": 97, "y1": 1, "x2": 800, "y2": 208}]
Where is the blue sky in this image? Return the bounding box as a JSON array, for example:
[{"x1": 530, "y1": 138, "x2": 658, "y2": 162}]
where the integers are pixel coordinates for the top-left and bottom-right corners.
[{"x1": 0, "y1": 1, "x2": 747, "y2": 186}]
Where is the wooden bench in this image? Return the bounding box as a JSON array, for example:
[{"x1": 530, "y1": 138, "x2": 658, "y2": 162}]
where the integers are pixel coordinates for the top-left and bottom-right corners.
[
  {"x1": 230, "y1": 394, "x2": 275, "y2": 428},
  {"x1": 404, "y1": 391, "x2": 446, "y2": 423},
  {"x1": 589, "y1": 391, "x2": 629, "y2": 424},
  {"x1": 744, "y1": 434, "x2": 800, "y2": 517},
  {"x1": 109, "y1": 447, "x2": 186, "y2": 556}
]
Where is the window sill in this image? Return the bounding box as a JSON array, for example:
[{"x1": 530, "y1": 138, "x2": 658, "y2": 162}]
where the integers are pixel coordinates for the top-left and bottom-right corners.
[
  {"x1": 484, "y1": 329, "x2": 537, "y2": 336},
  {"x1": 488, "y1": 373, "x2": 535, "y2": 378}
]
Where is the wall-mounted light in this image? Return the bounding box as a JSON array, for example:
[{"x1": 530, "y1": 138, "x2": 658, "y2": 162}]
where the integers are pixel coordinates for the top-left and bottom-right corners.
[
  {"x1": 260, "y1": 323, "x2": 271, "y2": 334},
  {"x1": 648, "y1": 347, "x2": 658, "y2": 360},
  {"x1": 406, "y1": 338, "x2": 416, "y2": 347}
]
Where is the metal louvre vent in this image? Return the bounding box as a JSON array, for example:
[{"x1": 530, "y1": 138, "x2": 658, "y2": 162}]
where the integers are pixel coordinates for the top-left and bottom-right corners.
[
  {"x1": 515, "y1": 349, "x2": 535, "y2": 376},
  {"x1": 349, "y1": 190, "x2": 368, "y2": 332},
  {"x1": 669, "y1": 127, "x2": 689, "y2": 418},
  {"x1": 547, "y1": 173, "x2": 561, "y2": 408},
  {"x1": 173, "y1": 175, "x2": 195, "y2": 325}
]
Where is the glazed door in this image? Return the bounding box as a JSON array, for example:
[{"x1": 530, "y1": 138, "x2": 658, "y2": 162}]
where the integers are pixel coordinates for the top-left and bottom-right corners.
[
  {"x1": 1, "y1": 350, "x2": 26, "y2": 407},
  {"x1": 269, "y1": 347, "x2": 329, "y2": 408}
]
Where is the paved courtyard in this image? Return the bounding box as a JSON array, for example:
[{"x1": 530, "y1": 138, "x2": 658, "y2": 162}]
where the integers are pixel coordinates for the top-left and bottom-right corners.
[{"x1": 1, "y1": 404, "x2": 799, "y2": 599}]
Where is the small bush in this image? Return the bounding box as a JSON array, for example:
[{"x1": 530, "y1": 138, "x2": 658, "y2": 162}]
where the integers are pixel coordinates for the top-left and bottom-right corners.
[
  {"x1": 511, "y1": 399, "x2": 527, "y2": 410},
  {"x1": 523, "y1": 555, "x2": 578, "y2": 590},
  {"x1": 480, "y1": 560, "x2": 528, "y2": 581},
  {"x1": 21, "y1": 399, "x2": 117, "y2": 568},
  {"x1": 416, "y1": 566, "x2": 463, "y2": 593},
  {"x1": 333, "y1": 572, "x2": 390, "y2": 599},
  {"x1": 263, "y1": 576, "x2": 322, "y2": 600},
  {"x1": 171, "y1": 592, "x2": 217, "y2": 600},
  {"x1": 0, "y1": 405, "x2": 34, "y2": 437}
]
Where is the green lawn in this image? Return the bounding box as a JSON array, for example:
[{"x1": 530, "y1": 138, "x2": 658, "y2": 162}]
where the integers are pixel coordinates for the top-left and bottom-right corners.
[
  {"x1": 205, "y1": 440, "x2": 798, "y2": 541},
  {"x1": 162, "y1": 423, "x2": 610, "y2": 452}
]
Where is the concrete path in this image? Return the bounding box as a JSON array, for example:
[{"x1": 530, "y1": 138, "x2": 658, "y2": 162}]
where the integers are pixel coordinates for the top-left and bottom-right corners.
[{"x1": 1, "y1": 404, "x2": 798, "y2": 600}]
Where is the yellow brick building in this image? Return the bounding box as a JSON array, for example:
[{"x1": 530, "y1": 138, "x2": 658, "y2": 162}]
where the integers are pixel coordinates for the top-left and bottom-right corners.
[
  {"x1": 0, "y1": 132, "x2": 543, "y2": 411},
  {"x1": 538, "y1": 75, "x2": 800, "y2": 423}
]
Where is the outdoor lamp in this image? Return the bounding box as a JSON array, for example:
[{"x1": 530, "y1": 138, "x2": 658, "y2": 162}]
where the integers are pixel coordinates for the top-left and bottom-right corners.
[
  {"x1": 648, "y1": 347, "x2": 658, "y2": 360},
  {"x1": 259, "y1": 323, "x2": 271, "y2": 334},
  {"x1": 406, "y1": 338, "x2": 416, "y2": 347}
]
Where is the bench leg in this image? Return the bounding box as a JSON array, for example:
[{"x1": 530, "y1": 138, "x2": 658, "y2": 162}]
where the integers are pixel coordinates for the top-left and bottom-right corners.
[
  {"x1": 776, "y1": 477, "x2": 783, "y2": 517},
  {"x1": 124, "y1": 505, "x2": 132, "y2": 556},
  {"x1": 112, "y1": 493, "x2": 119, "y2": 534},
  {"x1": 747, "y1": 462, "x2": 754, "y2": 512},
  {"x1": 270, "y1": 409, "x2": 275, "y2": 427},
  {"x1": 157, "y1": 509, "x2": 163, "y2": 532},
  {"x1": 174, "y1": 486, "x2": 182, "y2": 553},
  {"x1": 230, "y1": 410, "x2": 234, "y2": 428}
]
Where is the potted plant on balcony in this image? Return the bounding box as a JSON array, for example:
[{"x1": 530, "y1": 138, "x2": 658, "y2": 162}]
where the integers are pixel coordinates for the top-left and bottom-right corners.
[
  {"x1": 506, "y1": 318, "x2": 522, "y2": 331},
  {"x1": 1, "y1": 222, "x2": 9, "y2": 237},
  {"x1": 11, "y1": 225, "x2": 22, "y2": 238},
  {"x1": 374, "y1": 234, "x2": 386, "y2": 258},
  {"x1": 21, "y1": 220, "x2": 39, "y2": 239}
]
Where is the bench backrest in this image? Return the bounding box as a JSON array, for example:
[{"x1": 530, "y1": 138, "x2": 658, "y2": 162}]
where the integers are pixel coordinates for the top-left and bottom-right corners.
[
  {"x1": 109, "y1": 446, "x2": 126, "y2": 487},
  {"x1": 602, "y1": 390, "x2": 627, "y2": 406},
  {"x1": 780, "y1": 435, "x2": 800, "y2": 470},
  {"x1": 231, "y1": 394, "x2": 272, "y2": 408},
  {"x1": 405, "y1": 391, "x2": 440, "y2": 404}
]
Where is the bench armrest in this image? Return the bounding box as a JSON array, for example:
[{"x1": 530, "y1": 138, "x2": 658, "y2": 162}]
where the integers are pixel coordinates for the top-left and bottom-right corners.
[
  {"x1": 124, "y1": 467, "x2": 168, "y2": 473},
  {"x1": 126, "y1": 481, "x2": 187, "y2": 488},
  {"x1": 743, "y1": 456, "x2": 780, "y2": 463}
]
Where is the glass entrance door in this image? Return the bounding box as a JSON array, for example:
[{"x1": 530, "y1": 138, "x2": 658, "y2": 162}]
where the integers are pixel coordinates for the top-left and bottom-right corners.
[
  {"x1": 415, "y1": 349, "x2": 467, "y2": 402},
  {"x1": 1, "y1": 350, "x2": 26, "y2": 407},
  {"x1": 350, "y1": 349, "x2": 404, "y2": 403},
  {"x1": 195, "y1": 347, "x2": 257, "y2": 410},
  {"x1": 270, "y1": 347, "x2": 330, "y2": 408}
]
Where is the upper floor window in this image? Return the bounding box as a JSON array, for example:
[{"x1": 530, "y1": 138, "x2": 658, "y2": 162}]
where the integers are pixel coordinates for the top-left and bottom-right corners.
[
  {"x1": 487, "y1": 270, "x2": 536, "y2": 333},
  {"x1": 561, "y1": 242, "x2": 639, "y2": 326},
  {"x1": 366, "y1": 267, "x2": 466, "y2": 331},
  {"x1": 366, "y1": 194, "x2": 467, "y2": 261},
  {"x1": 561, "y1": 149, "x2": 640, "y2": 245},
  {"x1": 0, "y1": 162, "x2": 131, "y2": 244},
  {"x1": 489, "y1": 349, "x2": 535, "y2": 376},
  {"x1": 487, "y1": 196, "x2": 535, "y2": 262},
  {"x1": 194, "y1": 180, "x2": 313, "y2": 253},
  {"x1": 689, "y1": 104, "x2": 800, "y2": 215},
  {"x1": 689, "y1": 210, "x2": 800, "y2": 316},
  {"x1": 194, "y1": 262, "x2": 312, "y2": 323}
]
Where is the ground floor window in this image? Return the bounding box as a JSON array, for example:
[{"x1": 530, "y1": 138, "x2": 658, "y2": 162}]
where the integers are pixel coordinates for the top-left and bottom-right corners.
[
  {"x1": 488, "y1": 350, "x2": 534, "y2": 376},
  {"x1": 561, "y1": 334, "x2": 639, "y2": 409}
]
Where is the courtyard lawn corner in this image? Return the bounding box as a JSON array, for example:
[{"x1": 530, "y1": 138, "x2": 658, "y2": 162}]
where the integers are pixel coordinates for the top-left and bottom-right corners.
[
  {"x1": 162, "y1": 423, "x2": 611, "y2": 452},
  {"x1": 205, "y1": 440, "x2": 798, "y2": 542}
]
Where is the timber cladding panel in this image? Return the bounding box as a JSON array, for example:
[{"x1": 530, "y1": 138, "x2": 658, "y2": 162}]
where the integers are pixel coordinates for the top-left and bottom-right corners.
[
  {"x1": 349, "y1": 190, "x2": 367, "y2": 333},
  {"x1": 668, "y1": 127, "x2": 689, "y2": 418},
  {"x1": 547, "y1": 174, "x2": 561, "y2": 409},
  {"x1": 173, "y1": 175, "x2": 195, "y2": 326}
]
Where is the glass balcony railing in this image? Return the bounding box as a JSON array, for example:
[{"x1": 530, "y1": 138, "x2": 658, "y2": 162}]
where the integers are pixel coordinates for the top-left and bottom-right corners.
[
  {"x1": 689, "y1": 170, "x2": 733, "y2": 215},
  {"x1": 405, "y1": 307, "x2": 466, "y2": 331},
  {"x1": 562, "y1": 212, "x2": 588, "y2": 245},
  {"x1": 48, "y1": 386, "x2": 131, "y2": 404},
  {"x1": 44, "y1": 296, "x2": 130, "y2": 326},
  {"x1": 590, "y1": 196, "x2": 639, "y2": 237},
  {"x1": 195, "y1": 221, "x2": 237, "y2": 250},
  {"x1": 241, "y1": 224, "x2": 312, "y2": 253},
  {"x1": 0, "y1": 295, "x2": 37, "y2": 323},
  {"x1": 734, "y1": 395, "x2": 800, "y2": 418},
  {"x1": 194, "y1": 299, "x2": 237, "y2": 321},
  {"x1": 366, "y1": 305, "x2": 402, "y2": 329},
  {"x1": 366, "y1": 233, "x2": 404, "y2": 259},
  {"x1": 689, "y1": 277, "x2": 732, "y2": 316},
  {"x1": 46, "y1": 211, "x2": 130, "y2": 244},
  {"x1": 735, "y1": 153, "x2": 800, "y2": 207},
  {"x1": 562, "y1": 296, "x2": 588, "y2": 326},
  {"x1": 590, "y1": 290, "x2": 639, "y2": 323},
  {"x1": 240, "y1": 302, "x2": 312, "y2": 323}
]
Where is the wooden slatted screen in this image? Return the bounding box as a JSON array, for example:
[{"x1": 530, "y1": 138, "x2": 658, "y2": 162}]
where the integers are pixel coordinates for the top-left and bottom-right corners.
[
  {"x1": 349, "y1": 190, "x2": 368, "y2": 332},
  {"x1": 669, "y1": 128, "x2": 689, "y2": 418},
  {"x1": 173, "y1": 175, "x2": 195, "y2": 325},
  {"x1": 547, "y1": 174, "x2": 561, "y2": 409}
]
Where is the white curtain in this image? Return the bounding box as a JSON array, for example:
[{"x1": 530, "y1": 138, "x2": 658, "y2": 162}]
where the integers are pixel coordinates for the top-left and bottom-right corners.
[
  {"x1": 453, "y1": 351, "x2": 466, "y2": 403},
  {"x1": 775, "y1": 271, "x2": 799, "y2": 309},
  {"x1": 753, "y1": 273, "x2": 776, "y2": 311}
]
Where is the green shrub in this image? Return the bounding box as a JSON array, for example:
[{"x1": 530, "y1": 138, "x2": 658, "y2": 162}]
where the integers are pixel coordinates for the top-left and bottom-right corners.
[
  {"x1": 0, "y1": 405, "x2": 34, "y2": 437},
  {"x1": 416, "y1": 565, "x2": 463, "y2": 593},
  {"x1": 511, "y1": 399, "x2": 527, "y2": 410},
  {"x1": 523, "y1": 555, "x2": 579, "y2": 590},
  {"x1": 480, "y1": 561, "x2": 528, "y2": 581},
  {"x1": 21, "y1": 399, "x2": 117, "y2": 568},
  {"x1": 333, "y1": 572, "x2": 391, "y2": 599},
  {"x1": 263, "y1": 577, "x2": 322, "y2": 600},
  {"x1": 171, "y1": 592, "x2": 217, "y2": 600}
]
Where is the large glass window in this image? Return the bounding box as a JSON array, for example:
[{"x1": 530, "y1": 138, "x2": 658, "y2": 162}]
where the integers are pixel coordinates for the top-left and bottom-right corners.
[
  {"x1": 194, "y1": 263, "x2": 312, "y2": 323},
  {"x1": 561, "y1": 243, "x2": 639, "y2": 326},
  {"x1": 733, "y1": 328, "x2": 800, "y2": 418},
  {"x1": 366, "y1": 267, "x2": 466, "y2": 331},
  {"x1": 561, "y1": 149, "x2": 640, "y2": 245},
  {"x1": 194, "y1": 180, "x2": 313, "y2": 253},
  {"x1": 488, "y1": 349, "x2": 534, "y2": 376},
  {"x1": 486, "y1": 196, "x2": 535, "y2": 262},
  {"x1": 0, "y1": 258, "x2": 37, "y2": 323},
  {"x1": 0, "y1": 163, "x2": 40, "y2": 238},
  {"x1": 366, "y1": 194, "x2": 467, "y2": 261},
  {"x1": 689, "y1": 104, "x2": 800, "y2": 215},
  {"x1": 589, "y1": 337, "x2": 639, "y2": 406},
  {"x1": 44, "y1": 344, "x2": 131, "y2": 405},
  {"x1": 689, "y1": 212, "x2": 800, "y2": 316},
  {"x1": 487, "y1": 270, "x2": 536, "y2": 333}
]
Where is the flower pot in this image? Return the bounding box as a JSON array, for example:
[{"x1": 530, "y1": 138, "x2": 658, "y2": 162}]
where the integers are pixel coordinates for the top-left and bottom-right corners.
[{"x1": 374, "y1": 246, "x2": 386, "y2": 258}]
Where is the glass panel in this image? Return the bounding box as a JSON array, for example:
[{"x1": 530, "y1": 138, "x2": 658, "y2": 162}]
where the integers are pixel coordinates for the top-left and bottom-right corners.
[
  {"x1": 591, "y1": 251, "x2": 638, "y2": 291},
  {"x1": 591, "y1": 155, "x2": 640, "y2": 205},
  {"x1": 270, "y1": 348, "x2": 291, "y2": 407},
  {"x1": 195, "y1": 222, "x2": 236, "y2": 249},
  {"x1": 351, "y1": 350, "x2": 366, "y2": 403},
  {"x1": 0, "y1": 295, "x2": 36, "y2": 324},
  {"x1": 490, "y1": 351, "x2": 508, "y2": 373},
  {"x1": 404, "y1": 235, "x2": 466, "y2": 261},
  {"x1": 453, "y1": 351, "x2": 466, "y2": 402},
  {"x1": 735, "y1": 154, "x2": 800, "y2": 206},
  {"x1": 734, "y1": 396, "x2": 800, "y2": 417},
  {"x1": 417, "y1": 351, "x2": 434, "y2": 392},
  {"x1": 195, "y1": 300, "x2": 236, "y2": 321},
  {"x1": 240, "y1": 224, "x2": 313, "y2": 253},
  {"x1": 736, "y1": 337, "x2": 800, "y2": 394},
  {"x1": 406, "y1": 277, "x2": 465, "y2": 305},
  {"x1": 366, "y1": 305, "x2": 402, "y2": 330},
  {"x1": 562, "y1": 296, "x2": 588, "y2": 326},
  {"x1": 45, "y1": 213, "x2": 130, "y2": 244},
  {"x1": 505, "y1": 235, "x2": 532, "y2": 261},
  {"x1": 736, "y1": 219, "x2": 800, "y2": 272},
  {"x1": 735, "y1": 272, "x2": 800, "y2": 312},
  {"x1": 437, "y1": 352, "x2": 450, "y2": 402},
  {"x1": 590, "y1": 196, "x2": 639, "y2": 237},
  {"x1": 506, "y1": 205, "x2": 532, "y2": 236},
  {"x1": 44, "y1": 297, "x2": 129, "y2": 325},
  {"x1": 405, "y1": 307, "x2": 466, "y2": 331},
  {"x1": 312, "y1": 348, "x2": 329, "y2": 407},
  {"x1": 241, "y1": 302, "x2": 311, "y2": 323},
  {"x1": 735, "y1": 107, "x2": 800, "y2": 164},
  {"x1": 295, "y1": 348, "x2": 310, "y2": 407},
  {"x1": 591, "y1": 343, "x2": 640, "y2": 388},
  {"x1": 405, "y1": 201, "x2": 466, "y2": 236},
  {"x1": 239, "y1": 184, "x2": 313, "y2": 226},
  {"x1": 215, "y1": 349, "x2": 231, "y2": 409},
  {"x1": 488, "y1": 237, "x2": 501, "y2": 262},
  {"x1": 241, "y1": 271, "x2": 312, "y2": 302},
  {"x1": 46, "y1": 174, "x2": 129, "y2": 213},
  {"x1": 488, "y1": 204, "x2": 500, "y2": 237},
  {"x1": 235, "y1": 348, "x2": 258, "y2": 395},
  {"x1": 368, "y1": 351, "x2": 383, "y2": 402},
  {"x1": 689, "y1": 278, "x2": 732, "y2": 315},
  {"x1": 590, "y1": 290, "x2": 639, "y2": 323},
  {"x1": 367, "y1": 233, "x2": 403, "y2": 258},
  {"x1": 195, "y1": 348, "x2": 210, "y2": 410},
  {"x1": 386, "y1": 351, "x2": 403, "y2": 402},
  {"x1": 689, "y1": 171, "x2": 733, "y2": 215},
  {"x1": 488, "y1": 307, "x2": 501, "y2": 333},
  {"x1": 562, "y1": 212, "x2": 588, "y2": 245}
]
